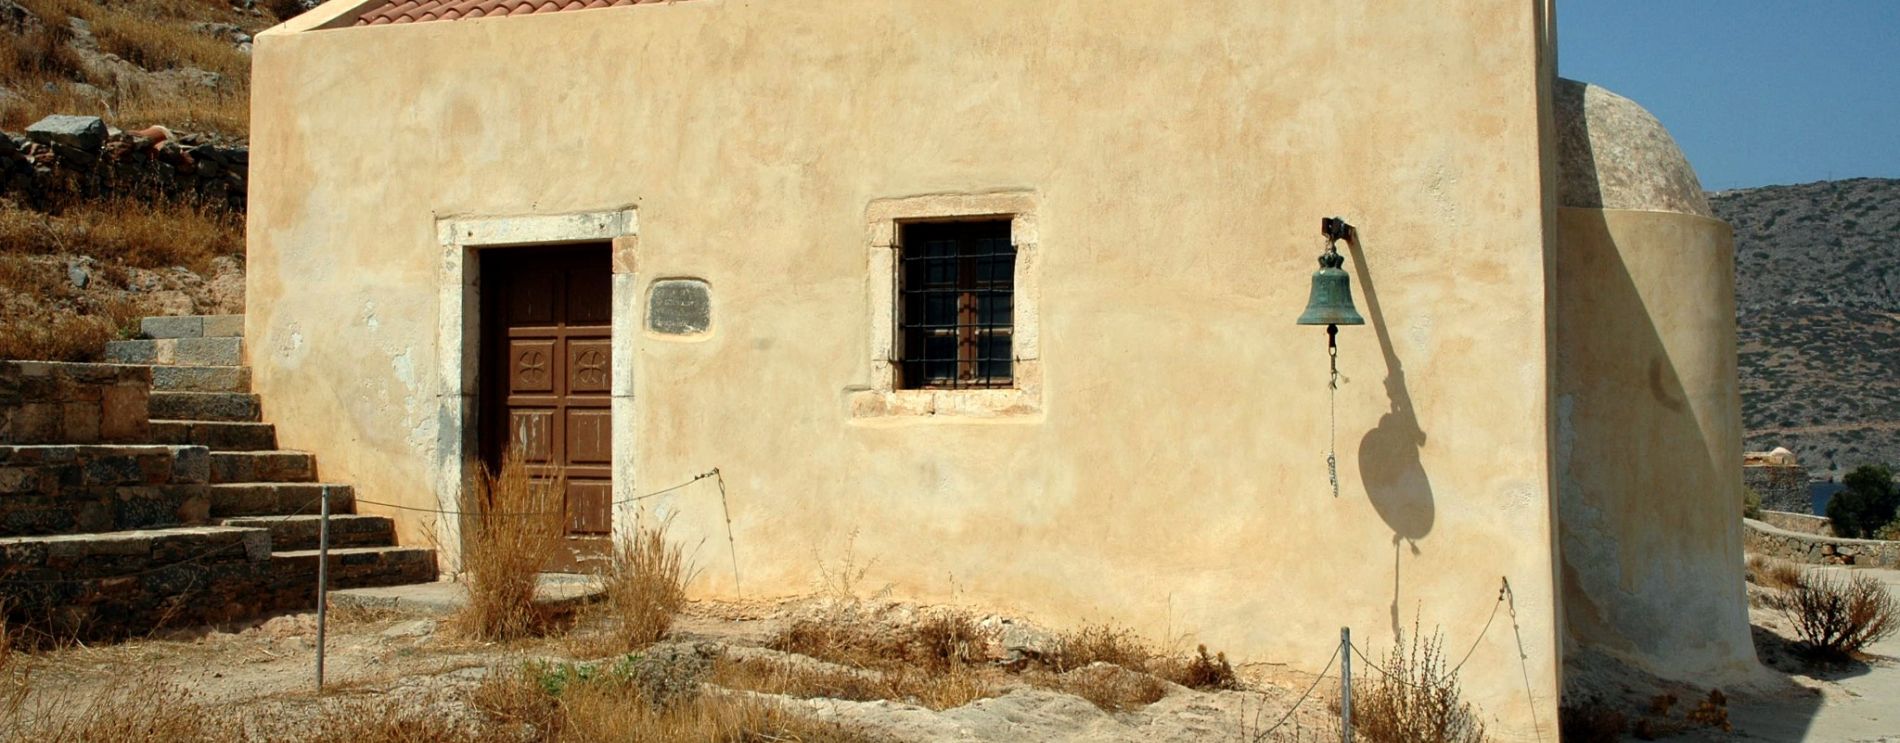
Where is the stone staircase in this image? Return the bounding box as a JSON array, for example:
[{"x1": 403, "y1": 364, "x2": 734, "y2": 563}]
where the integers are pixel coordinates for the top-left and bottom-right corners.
[
  {"x1": 1, "y1": 314, "x2": 435, "y2": 637},
  {"x1": 106, "y1": 314, "x2": 438, "y2": 590}
]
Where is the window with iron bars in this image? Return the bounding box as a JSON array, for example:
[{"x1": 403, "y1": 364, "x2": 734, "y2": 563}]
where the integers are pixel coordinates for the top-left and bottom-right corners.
[{"x1": 895, "y1": 219, "x2": 1016, "y2": 390}]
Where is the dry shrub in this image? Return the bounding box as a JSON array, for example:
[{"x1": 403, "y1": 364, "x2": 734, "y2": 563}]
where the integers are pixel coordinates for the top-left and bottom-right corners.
[
  {"x1": 1558, "y1": 697, "x2": 1628, "y2": 743},
  {"x1": 1049, "y1": 623, "x2": 1153, "y2": 672},
  {"x1": 770, "y1": 609, "x2": 1237, "y2": 713},
  {"x1": 260, "y1": 699, "x2": 508, "y2": 743},
  {"x1": 0, "y1": 20, "x2": 84, "y2": 82},
  {"x1": 1746, "y1": 555, "x2": 1805, "y2": 592},
  {"x1": 1, "y1": 0, "x2": 255, "y2": 135},
  {"x1": 478, "y1": 657, "x2": 876, "y2": 742},
  {"x1": 773, "y1": 608, "x2": 991, "y2": 674},
  {"x1": 766, "y1": 607, "x2": 1003, "y2": 710},
  {"x1": 452, "y1": 449, "x2": 566, "y2": 641},
  {"x1": 1348, "y1": 625, "x2": 1487, "y2": 743},
  {"x1": 0, "y1": 252, "x2": 143, "y2": 361},
  {"x1": 0, "y1": 300, "x2": 137, "y2": 361},
  {"x1": 712, "y1": 655, "x2": 998, "y2": 711},
  {"x1": 1685, "y1": 688, "x2": 1731, "y2": 732},
  {"x1": 1780, "y1": 570, "x2": 1899, "y2": 659},
  {"x1": 12, "y1": 0, "x2": 251, "y2": 78},
  {"x1": 0, "y1": 609, "x2": 24, "y2": 728},
  {"x1": 592, "y1": 518, "x2": 691, "y2": 654},
  {"x1": 0, "y1": 198, "x2": 243, "y2": 271},
  {"x1": 1028, "y1": 663, "x2": 1170, "y2": 712},
  {"x1": 1050, "y1": 624, "x2": 1238, "y2": 690},
  {"x1": 1174, "y1": 644, "x2": 1240, "y2": 690},
  {"x1": 0, "y1": 668, "x2": 236, "y2": 743}
]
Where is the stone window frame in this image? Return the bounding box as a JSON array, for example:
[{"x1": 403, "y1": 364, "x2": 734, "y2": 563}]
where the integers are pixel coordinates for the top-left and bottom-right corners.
[
  {"x1": 431, "y1": 209, "x2": 639, "y2": 571},
  {"x1": 851, "y1": 192, "x2": 1042, "y2": 419}
]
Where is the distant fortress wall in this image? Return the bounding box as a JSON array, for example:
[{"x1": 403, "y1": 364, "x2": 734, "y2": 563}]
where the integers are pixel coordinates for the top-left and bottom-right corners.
[{"x1": 1744, "y1": 447, "x2": 1810, "y2": 514}]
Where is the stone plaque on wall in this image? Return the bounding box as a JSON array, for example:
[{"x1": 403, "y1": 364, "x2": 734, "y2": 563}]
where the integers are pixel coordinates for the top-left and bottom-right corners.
[{"x1": 647, "y1": 279, "x2": 712, "y2": 336}]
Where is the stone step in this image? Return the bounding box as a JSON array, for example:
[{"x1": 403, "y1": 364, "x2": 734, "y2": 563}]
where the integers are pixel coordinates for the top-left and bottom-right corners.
[
  {"x1": 139, "y1": 315, "x2": 244, "y2": 340},
  {"x1": 269, "y1": 546, "x2": 438, "y2": 590},
  {"x1": 0, "y1": 526, "x2": 276, "y2": 638},
  {"x1": 220, "y1": 514, "x2": 394, "y2": 551},
  {"x1": 150, "y1": 420, "x2": 277, "y2": 451},
  {"x1": 148, "y1": 391, "x2": 261, "y2": 423},
  {"x1": 209, "y1": 450, "x2": 315, "y2": 483},
  {"x1": 207, "y1": 482, "x2": 353, "y2": 517},
  {"x1": 105, "y1": 337, "x2": 242, "y2": 367},
  {"x1": 0, "y1": 444, "x2": 210, "y2": 537},
  {"x1": 151, "y1": 366, "x2": 251, "y2": 393}
]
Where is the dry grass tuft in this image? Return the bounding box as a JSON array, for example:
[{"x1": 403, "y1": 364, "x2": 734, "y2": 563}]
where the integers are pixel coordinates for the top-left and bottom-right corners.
[
  {"x1": 0, "y1": 294, "x2": 139, "y2": 361},
  {"x1": 711, "y1": 655, "x2": 999, "y2": 711},
  {"x1": 0, "y1": 0, "x2": 261, "y2": 135},
  {"x1": 1781, "y1": 570, "x2": 1899, "y2": 660},
  {"x1": 1348, "y1": 624, "x2": 1487, "y2": 743},
  {"x1": 1558, "y1": 697, "x2": 1628, "y2": 743},
  {"x1": 452, "y1": 449, "x2": 567, "y2": 642},
  {"x1": 0, "y1": 251, "x2": 144, "y2": 361},
  {"x1": 773, "y1": 607, "x2": 991, "y2": 675},
  {"x1": 770, "y1": 606, "x2": 1239, "y2": 713},
  {"x1": 479, "y1": 657, "x2": 878, "y2": 742},
  {"x1": 1049, "y1": 624, "x2": 1238, "y2": 691},
  {"x1": 591, "y1": 518, "x2": 692, "y2": 654},
  {"x1": 1028, "y1": 663, "x2": 1170, "y2": 712},
  {"x1": 0, "y1": 198, "x2": 244, "y2": 271},
  {"x1": 1747, "y1": 555, "x2": 1805, "y2": 592},
  {"x1": 0, "y1": 610, "x2": 25, "y2": 729}
]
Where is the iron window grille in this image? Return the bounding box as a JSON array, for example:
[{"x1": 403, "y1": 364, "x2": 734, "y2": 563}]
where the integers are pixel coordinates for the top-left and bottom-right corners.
[{"x1": 895, "y1": 219, "x2": 1016, "y2": 390}]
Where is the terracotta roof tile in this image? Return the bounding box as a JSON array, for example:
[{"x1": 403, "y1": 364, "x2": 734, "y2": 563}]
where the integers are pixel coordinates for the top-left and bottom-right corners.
[{"x1": 352, "y1": 0, "x2": 668, "y2": 25}]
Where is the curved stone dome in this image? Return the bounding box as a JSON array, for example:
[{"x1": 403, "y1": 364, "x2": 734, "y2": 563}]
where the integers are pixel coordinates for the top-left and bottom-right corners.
[{"x1": 1555, "y1": 78, "x2": 1712, "y2": 218}]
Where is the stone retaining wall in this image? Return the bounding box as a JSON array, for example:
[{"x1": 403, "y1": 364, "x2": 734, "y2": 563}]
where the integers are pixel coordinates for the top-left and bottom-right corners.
[
  {"x1": 0, "y1": 115, "x2": 246, "y2": 211},
  {"x1": 0, "y1": 526, "x2": 272, "y2": 638},
  {"x1": 1757, "y1": 510, "x2": 1833, "y2": 537},
  {"x1": 0, "y1": 444, "x2": 210, "y2": 536},
  {"x1": 0, "y1": 361, "x2": 150, "y2": 444},
  {"x1": 1744, "y1": 518, "x2": 1900, "y2": 569}
]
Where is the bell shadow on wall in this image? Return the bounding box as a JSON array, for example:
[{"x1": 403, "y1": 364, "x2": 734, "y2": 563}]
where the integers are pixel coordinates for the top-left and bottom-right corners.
[{"x1": 1340, "y1": 228, "x2": 1435, "y2": 642}]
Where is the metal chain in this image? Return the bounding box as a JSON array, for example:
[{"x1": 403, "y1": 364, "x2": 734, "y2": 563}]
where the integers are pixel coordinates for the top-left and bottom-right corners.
[
  {"x1": 1250, "y1": 642, "x2": 1342, "y2": 741},
  {"x1": 1327, "y1": 328, "x2": 1341, "y2": 498}
]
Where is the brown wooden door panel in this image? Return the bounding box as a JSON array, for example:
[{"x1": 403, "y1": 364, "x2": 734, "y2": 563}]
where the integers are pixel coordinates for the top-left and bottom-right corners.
[{"x1": 481, "y1": 244, "x2": 614, "y2": 570}]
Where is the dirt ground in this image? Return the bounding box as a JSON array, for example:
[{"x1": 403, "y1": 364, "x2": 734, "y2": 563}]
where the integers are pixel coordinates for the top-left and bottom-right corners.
[
  {"x1": 10, "y1": 566, "x2": 1898, "y2": 742},
  {"x1": 9, "y1": 598, "x2": 1344, "y2": 742},
  {"x1": 1675, "y1": 565, "x2": 1900, "y2": 743}
]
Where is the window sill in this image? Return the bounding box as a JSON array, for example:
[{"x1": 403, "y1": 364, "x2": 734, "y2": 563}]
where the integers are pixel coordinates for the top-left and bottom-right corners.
[{"x1": 847, "y1": 387, "x2": 1041, "y2": 420}]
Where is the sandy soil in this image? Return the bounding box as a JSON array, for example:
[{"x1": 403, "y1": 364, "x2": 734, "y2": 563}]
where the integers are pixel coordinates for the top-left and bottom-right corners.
[
  {"x1": 1676, "y1": 565, "x2": 1900, "y2": 743},
  {"x1": 12, "y1": 567, "x2": 1898, "y2": 742},
  {"x1": 10, "y1": 599, "x2": 1341, "y2": 742}
]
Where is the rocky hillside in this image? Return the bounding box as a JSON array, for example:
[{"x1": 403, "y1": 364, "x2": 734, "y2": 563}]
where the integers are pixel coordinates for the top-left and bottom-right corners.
[
  {"x1": 0, "y1": 0, "x2": 287, "y2": 361},
  {"x1": 1714, "y1": 178, "x2": 1900, "y2": 479}
]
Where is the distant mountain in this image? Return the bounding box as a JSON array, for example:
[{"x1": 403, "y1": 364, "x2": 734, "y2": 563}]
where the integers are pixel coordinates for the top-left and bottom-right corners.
[{"x1": 1712, "y1": 178, "x2": 1900, "y2": 480}]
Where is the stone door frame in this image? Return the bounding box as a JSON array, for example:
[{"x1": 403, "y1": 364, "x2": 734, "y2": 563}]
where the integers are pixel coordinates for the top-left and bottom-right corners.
[{"x1": 433, "y1": 209, "x2": 638, "y2": 573}]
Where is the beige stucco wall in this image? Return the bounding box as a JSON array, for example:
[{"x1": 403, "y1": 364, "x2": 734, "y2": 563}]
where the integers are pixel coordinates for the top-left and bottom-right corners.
[
  {"x1": 1554, "y1": 207, "x2": 1757, "y2": 682},
  {"x1": 250, "y1": 1, "x2": 1561, "y2": 735}
]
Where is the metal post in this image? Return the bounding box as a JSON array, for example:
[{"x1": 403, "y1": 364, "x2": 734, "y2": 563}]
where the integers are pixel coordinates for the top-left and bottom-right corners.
[
  {"x1": 315, "y1": 485, "x2": 330, "y2": 691},
  {"x1": 1340, "y1": 626, "x2": 1353, "y2": 743}
]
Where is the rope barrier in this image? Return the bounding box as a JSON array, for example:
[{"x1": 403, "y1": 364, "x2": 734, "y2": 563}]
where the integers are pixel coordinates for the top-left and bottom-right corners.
[
  {"x1": 351, "y1": 468, "x2": 719, "y2": 518},
  {"x1": 1341, "y1": 578, "x2": 1507, "y2": 692},
  {"x1": 1250, "y1": 643, "x2": 1341, "y2": 741}
]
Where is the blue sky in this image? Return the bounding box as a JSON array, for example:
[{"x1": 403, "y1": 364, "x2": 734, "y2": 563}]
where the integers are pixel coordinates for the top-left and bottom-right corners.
[{"x1": 1558, "y1": 1, "x2": 1899, "y2": 190}]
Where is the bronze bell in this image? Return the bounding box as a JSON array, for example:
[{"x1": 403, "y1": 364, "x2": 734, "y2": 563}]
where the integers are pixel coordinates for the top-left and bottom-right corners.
[{"x1": 1296, "y1": 218, "x2": 1365, "y2": 327}]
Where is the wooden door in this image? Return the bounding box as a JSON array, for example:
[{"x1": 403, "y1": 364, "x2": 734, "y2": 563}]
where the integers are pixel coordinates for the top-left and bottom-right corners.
[{"x1": 481, "y1": 244, "x2": 613, "y2": 570}]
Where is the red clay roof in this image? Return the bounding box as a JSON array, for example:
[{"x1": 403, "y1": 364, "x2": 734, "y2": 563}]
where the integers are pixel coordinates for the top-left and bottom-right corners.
[{"x1": 353, "y1": 0, "x2": 672, "y2": 26}]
